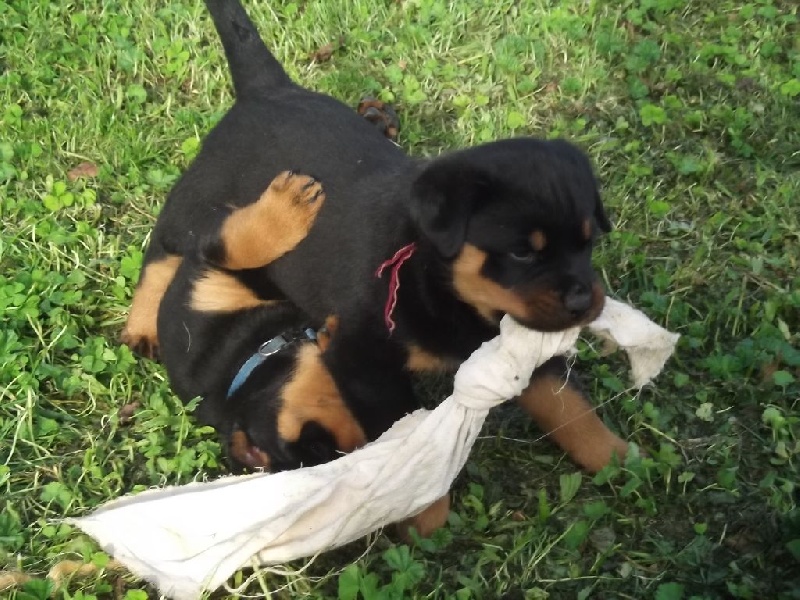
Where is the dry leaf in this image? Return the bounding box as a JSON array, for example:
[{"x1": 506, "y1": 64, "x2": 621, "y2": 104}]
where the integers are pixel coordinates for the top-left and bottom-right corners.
[
  {"x1": 67, "y1": 161, "x2": 99, "y2": 181},
  {"x1": 47, "y1": 559, "x2": 126, "y2": 587},
  {"x1": 0, "y1": 571, "x2": 32, "y2": 592},
  {"x1": 589, "y1": 527, "x2": 616, "y2": 552},
  {"x1": 310, "y1": 43, "x2": 334, "y2": 63},
  {"x1": 118, "y1": 401, "x2": 141, "y2": 426},
  {"x1": 723, "y1": 529, "x2": 762, "y2": 553}
]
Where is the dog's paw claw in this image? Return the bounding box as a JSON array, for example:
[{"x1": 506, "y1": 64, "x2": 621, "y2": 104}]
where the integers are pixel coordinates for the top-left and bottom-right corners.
[
  {"x1": 120, "y1": 330, "x2": 160, "y2": 361},
  {"x1": 271, "y1": 172, "x2": 325, "y2": 207}
]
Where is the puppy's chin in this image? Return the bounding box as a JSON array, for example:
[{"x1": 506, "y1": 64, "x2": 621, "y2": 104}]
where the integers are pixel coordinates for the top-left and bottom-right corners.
[{"x1": 510, "y1": 313, "x2": 588, "y2": 332}]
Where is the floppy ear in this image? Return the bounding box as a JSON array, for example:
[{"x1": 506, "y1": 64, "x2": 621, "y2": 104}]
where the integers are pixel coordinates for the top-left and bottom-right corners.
[
  {"x1": 410, "y1": 161, "x2": 488, "y2": 258},
  {"x1": 594, "y1": 192, "x2": 613, "y2": 233}
]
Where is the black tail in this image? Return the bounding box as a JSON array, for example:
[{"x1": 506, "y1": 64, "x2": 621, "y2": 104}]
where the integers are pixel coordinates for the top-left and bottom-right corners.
[{"x1": 204, "y1": 0, "x2": 293, "y2": 99}]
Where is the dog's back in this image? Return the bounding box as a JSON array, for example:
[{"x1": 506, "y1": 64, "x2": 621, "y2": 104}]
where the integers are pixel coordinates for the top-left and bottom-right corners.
[{"x1": 152, "y1": 0, "x2": 409, "y2": 262}]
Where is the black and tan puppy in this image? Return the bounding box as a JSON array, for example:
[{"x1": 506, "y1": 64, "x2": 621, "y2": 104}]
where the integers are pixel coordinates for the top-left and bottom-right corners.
[
  {"x1": 156, "y1": 171, "x2": 365, "y2": 472},
  {"x1": 148, "y1": 101, "x2": 399, "y2": 470},
  {"x1": 123, "y1": 0, "x2": 628, "y2": 534}
]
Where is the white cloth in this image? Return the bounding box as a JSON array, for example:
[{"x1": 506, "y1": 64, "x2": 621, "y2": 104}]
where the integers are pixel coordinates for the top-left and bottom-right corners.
[{"x1": 70, "y1": 297, "x2": 678, "y2": 600}]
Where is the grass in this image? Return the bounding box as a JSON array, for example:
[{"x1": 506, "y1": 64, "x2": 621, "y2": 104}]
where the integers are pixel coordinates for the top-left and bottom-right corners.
[{"x1": 1, "y1": 0, "x2": 798, "y2": 598}]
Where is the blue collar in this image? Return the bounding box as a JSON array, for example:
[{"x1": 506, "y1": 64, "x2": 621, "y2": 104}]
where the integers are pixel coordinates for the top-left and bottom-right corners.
[{"x1": 226, "y1": 328, "x2": 317, "y2": 399}]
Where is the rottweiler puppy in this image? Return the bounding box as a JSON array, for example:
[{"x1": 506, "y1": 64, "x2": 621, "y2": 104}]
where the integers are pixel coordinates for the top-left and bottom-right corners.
[
  {"x1": 135, "y1": 98, "x2": 398, "y2": 470},
  {"x1": 156, "y1": 171, "x2": 365, "y2": 472},
  {"x1": 123, "y1": 0, "x2": 629, "y2": 535}
]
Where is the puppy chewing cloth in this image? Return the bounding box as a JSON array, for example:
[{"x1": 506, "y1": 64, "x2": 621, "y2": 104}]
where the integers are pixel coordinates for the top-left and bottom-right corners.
[{"x1": 70, "y1": 297, "x2": 678, "y2": 600}]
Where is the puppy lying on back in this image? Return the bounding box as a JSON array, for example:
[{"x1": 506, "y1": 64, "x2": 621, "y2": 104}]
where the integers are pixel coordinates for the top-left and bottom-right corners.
[
  {"x1": 151, "y1": 99, "x2": 399, "y2": 470},
  {"x1": 157, "y1": 171, "x2": 365, "y2": 472}
]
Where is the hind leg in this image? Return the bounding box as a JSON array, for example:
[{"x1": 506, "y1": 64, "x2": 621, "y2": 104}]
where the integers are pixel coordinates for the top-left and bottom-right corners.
[
  {"x1": 516, "y1": 357, "x2": 628, "y2": 473},
  {"x1": 203, "y1": 171, "x2": 325, "y2": 270},
  {"x1": 121, "y1": 253, "x2": 182, "y2": 359},
  {"x1": 396, "y1": 493, "x2": 451, "y2": 541}
]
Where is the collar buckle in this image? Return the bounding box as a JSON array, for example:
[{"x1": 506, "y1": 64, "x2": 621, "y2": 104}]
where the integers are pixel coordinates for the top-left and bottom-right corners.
[
  {"x1": 258, "y1": 335, "x2": 289, "y2": 357},
  {"x1": 227, "y1": 327, "x2": 319, "y2": 400}
]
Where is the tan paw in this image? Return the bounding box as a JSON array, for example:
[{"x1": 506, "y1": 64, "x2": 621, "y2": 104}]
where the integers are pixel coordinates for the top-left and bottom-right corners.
[
  {"x1": 120, "y1": 327, "x2": 160, "y2": 360},
  {"x1": 212, "y1": 171, "x2": 326, "y2": 270},
  {"x1": 119, "y1": 255, "x2": 181, "y2": 360},
  {"x1": 395, "y1": 494, "x2": 450, "y2": 542},
  {"x1": 263, "y1": 170, "x2": 325, "y2": 231}
]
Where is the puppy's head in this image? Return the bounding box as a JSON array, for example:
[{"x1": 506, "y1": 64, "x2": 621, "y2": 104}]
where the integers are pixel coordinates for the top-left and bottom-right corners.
[
  {"x1": 410, "y1": 138, "x2": 610, "y2": 331},
  {"x1": 224, "y1": 349, "x2": 334, "y2": 473},
  {"x1": 224, "y1": 317, "x2": 365, "y2": 472}
]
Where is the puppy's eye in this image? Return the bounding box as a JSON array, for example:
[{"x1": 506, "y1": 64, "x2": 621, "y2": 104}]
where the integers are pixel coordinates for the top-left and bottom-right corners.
[{"x1": 508, "y1": 250, "x2": 537, "y2": 264}]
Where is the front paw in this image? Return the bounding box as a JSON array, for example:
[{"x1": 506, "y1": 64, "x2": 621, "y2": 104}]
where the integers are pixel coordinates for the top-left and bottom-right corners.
[{"x1": 120, "y1": 327, "x2": 160, "y2": 361}]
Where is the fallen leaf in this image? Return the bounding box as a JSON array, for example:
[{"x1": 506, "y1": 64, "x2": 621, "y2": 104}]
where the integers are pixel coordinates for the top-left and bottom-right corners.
[
  {"x1": 761, "y1": 361, "x2": 779, "y2": 382},
  {"x1": 589, "y1": 527, "x2": 616, "y2": 552},
  {"x1": 0, "y1": 571, "x2": 32, "y2": 591},
  {"x1": 723, "y1": 529, "x2": 762, "y2": 553},
  {"x1": 310, "y1": 43, "x2": 334, "y2": 63},
  {"x1": 67, "y1": 161, "x2": 99, "y2": 181},
  {"x1": 118, "y1": 401, "x2": 140, "y2": 425}
]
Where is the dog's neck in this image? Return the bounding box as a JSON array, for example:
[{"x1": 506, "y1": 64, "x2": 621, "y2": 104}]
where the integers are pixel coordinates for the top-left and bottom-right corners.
[{"x1": 391, "y1": 239, "x2": 499, "y2": 360}]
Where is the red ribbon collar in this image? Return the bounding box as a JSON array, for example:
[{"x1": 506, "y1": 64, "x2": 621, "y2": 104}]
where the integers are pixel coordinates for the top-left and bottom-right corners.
[{"x1": 375, "y1": 242, "x2": 417, "y2": 334}]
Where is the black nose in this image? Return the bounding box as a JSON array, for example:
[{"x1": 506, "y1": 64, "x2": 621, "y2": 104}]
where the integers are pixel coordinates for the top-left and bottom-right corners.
[{"x1": 563, "y1": 283, "x2": 592, "y2": 315}]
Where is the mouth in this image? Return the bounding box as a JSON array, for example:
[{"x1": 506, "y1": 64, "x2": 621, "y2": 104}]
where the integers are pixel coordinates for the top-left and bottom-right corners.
[
  {"x1": 510, "y1": 281, "x2": 606, "y2": 332},
  {"x1": 229, "y1": 428, "x2": 271, "y2": 471}
]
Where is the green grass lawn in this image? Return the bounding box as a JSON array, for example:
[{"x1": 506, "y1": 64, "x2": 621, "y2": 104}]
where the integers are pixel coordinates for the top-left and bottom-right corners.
[{"x1": 2, "y1": 0, "x2": 798, "y2": 598}]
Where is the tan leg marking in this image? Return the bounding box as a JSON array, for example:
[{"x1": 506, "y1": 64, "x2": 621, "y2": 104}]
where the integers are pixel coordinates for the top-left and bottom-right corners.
[
  {"x1": 516, "y1": 373, "x2": 628, "y2": 473},
  {"x1": 121, "y1": 254, "x2": 182, "y2": 359},
  {"x1": 405, "y1": 344, "x2": 458, "y2": 372},
  {"x1": 216, "y1": 171, "x2": 325, "y2": 270},
  {"x1": 396, "y1": 493, "x2": 451, "y2": 541},
  {"x1": 190, "y1": 268, "x2": 278, "y2": 313},
  {"x1": 277, "y1": 344, "x2": 366, "y2": 453}
]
